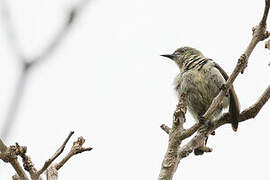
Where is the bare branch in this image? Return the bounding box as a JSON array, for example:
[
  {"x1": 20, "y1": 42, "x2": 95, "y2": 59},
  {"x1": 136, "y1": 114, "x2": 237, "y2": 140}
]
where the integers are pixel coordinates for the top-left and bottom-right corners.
[
  {"x1": 178, "y1": 127, "x2": 211, "y2": 160},
  {"x1": 160, "y1": 124, "x2": 171, "y2": 134},
  {"x1": 12, "y1": 143, "x2": 42, "y2": 180},
  {"x1": 46, "y1": 166, "x2": 58, "y2": 180},
  {"x1": 203, "y1": 0, "x2": 270, "y2": 121},
  {"x1": 0, "y1": 139, "x2": 29, "y2": 180},
  {"x1": 239, "y1": 85, "x2": 270, "y2": 121},
  {"x1": 214, "y1": 85, "x2": 270, "y2": 129},
  {"x1": 12, "y1": 174, "x2": 20, "y2": 180},
  {"x1": 177, "y1": 85, "x2": 270, "y2": 162},
  {"x1": 179, "y1": 123, "x2": 200, "y2": 140},
  {"x1": 158, "y1": 94, "x2": 187, "y2": 180},
  {"x1": 159, "y1": 2, "x2": 270, "y2": 180},
  {"x1": 0, "y1": 138, "x2": 8, "y2": 152},
  {"x1": 37, "y1": 131, "x2": 74, "y2": 176},
  {"x1": 55, "y1": 136, "x2": 92, "y2": 170},
  {"x1": 1, "y1": 131, "x2": 92, "y2": 179}
]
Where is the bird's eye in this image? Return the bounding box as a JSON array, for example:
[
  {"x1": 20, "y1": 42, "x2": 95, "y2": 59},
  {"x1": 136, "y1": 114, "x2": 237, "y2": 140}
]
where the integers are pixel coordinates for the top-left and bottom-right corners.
[
  {"x1": 179, "y1": 49, "x2": 186, "y2": 53},
  {"x1": 174, "y1": 49, "x2": 185, "y2": 55}
]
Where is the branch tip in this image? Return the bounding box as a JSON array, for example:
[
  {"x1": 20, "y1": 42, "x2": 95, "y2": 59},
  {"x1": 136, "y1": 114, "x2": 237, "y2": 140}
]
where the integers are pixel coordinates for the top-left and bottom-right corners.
[
  {"x1": 37, "y1": 131, "x2": 75, "y2": 176},
  {"x1": 160, "y1": 124, "x2": 171, "y2": 134}
]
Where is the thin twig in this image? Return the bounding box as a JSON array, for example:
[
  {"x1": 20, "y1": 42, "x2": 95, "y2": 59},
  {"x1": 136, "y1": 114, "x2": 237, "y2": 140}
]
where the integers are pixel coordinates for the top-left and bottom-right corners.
[
  {"x1": 179, "y1": 123, "x2": 200, "y2": 140},
  {"x1": 1, "y1": 131, "x2": 92, "y2": 179},
  {"x1": 37, "y1": 131, "x2": 74, "y2": 176},
  {"x1": 55, "y1": 136, "x2": 92, "y2": 170},
  {"x1": 160, "y1": 124, "x2": 171, "y2": 134}
]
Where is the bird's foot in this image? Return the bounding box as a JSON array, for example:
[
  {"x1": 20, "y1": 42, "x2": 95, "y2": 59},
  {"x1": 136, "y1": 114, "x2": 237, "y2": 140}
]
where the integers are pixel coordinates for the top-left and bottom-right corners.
[{"x1": 210, "y1": 130, "x2": 216, "y2": 136}]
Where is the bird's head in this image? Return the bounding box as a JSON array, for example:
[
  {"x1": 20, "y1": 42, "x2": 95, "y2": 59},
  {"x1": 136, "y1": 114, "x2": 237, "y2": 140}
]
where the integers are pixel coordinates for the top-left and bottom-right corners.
[{"x1": 161, "y1": 47, "x2": 203, "y2": 70}]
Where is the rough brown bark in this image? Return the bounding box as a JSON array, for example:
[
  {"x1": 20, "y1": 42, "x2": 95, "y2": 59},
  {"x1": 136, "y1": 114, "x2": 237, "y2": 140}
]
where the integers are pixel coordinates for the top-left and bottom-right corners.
[{"x1": 0, "y1": 132, "x2": 92, "y2": 180}]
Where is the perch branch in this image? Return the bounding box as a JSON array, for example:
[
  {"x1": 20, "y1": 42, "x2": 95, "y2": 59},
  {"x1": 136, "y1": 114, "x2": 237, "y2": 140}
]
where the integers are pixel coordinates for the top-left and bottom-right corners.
[
  {"x1": 159, "y1": 1, "x2": 270, "y2": 180},
  {"x1": 214, "y1": 85, "x2": 270, "y2": 129},
  {"x1": 179, "y1": 85, "x2": 270, "y2": 160},
  {"x1": 203, "y1": 0, "x2": 270, "y2": 121},
  {"x1": 159, "y1": 85, "x2": 270, "y2": 180},
  {"x1": 158, "y1": 94, "x2": 188, "y2": 180}
]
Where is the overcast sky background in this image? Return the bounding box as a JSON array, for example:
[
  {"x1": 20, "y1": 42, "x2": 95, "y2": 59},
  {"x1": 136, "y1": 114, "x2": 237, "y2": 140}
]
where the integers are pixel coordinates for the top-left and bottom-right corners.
[{"x1": 0, "y1": 0, "x2": 269, "y2": 179}]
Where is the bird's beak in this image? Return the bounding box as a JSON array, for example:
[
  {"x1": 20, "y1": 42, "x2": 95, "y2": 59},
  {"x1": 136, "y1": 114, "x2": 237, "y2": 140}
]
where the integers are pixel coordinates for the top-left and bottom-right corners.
[{"x1": 160, "y1": 54, "x2": 175, "y2": 60}]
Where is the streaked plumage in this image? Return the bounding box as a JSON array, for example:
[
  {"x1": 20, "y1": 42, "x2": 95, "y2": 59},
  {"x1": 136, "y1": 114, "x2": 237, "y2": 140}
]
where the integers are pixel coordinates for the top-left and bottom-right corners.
[{"x1": 162, "y1": 47, "x2": 240, "y2": 131}]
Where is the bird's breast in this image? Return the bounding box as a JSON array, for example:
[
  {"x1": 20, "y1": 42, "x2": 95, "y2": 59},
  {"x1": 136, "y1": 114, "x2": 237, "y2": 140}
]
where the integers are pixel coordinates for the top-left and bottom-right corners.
[{"x1": 175, "y1": 64, "x2": 229, "y2": 121}]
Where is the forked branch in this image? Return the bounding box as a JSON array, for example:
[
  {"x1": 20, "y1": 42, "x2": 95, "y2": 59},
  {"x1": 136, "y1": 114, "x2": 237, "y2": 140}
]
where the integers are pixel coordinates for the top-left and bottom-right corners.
[
  {"x1": 158, "y1": 1, "x2": 270, "y2": 180},
  {"x1": 0, "y1": 132, "x2": 92, "y2": 180}
]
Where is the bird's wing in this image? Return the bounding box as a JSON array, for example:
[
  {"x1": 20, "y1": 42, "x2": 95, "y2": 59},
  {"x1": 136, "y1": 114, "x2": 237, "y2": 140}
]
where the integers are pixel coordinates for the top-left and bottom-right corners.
[{"x1": 213, "y1": 62, "x2": 240, "y2": 131}]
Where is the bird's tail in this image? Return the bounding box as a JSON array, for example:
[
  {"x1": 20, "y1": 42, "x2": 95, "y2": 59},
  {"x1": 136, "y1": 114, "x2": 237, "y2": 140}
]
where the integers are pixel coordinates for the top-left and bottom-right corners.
[{"x1": 229, "y1": 86, "x2": 240, "y2": 131}]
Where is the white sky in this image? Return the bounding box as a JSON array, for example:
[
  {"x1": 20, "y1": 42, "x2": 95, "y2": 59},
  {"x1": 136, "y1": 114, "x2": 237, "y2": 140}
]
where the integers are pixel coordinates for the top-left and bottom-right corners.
[{"x1": 0, "y1": 0, "x2": 269, "y2": 179}]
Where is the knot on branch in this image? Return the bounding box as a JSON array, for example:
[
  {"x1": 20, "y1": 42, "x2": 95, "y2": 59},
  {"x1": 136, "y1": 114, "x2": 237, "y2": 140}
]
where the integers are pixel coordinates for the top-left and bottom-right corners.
[
  {"x1": 174, "y1": 94, "x2": 187, "y2": 118},
  {"x1": 0, "y1": 151, "x2": 16, "y2": 163},
  {"x1": 252, "y1": 25, "x2": 268, "y2": 41},
  {"x1": 172, "y1": 93, "x2": 187, "y2": 129},
  {"x1": 14, "y1": 143, "x2": 27, "y2": 155},
  {"x1": 238, "y1": 54, "x2": 248, "y2": 74},
  {"x1": 13, "y1": 143, "x2": 38, "y2": 177},
  {"x1": 71, "y1": 137, "x2": 89, "y2": 155},
  {"x1": 0, "y1": 143, "x2": 26, "y2": 163},
  {"x1": 12, "y1": 174, "x2": 20, "y2": 180},
  {"x1": 21, "y1": 154, "x2": 35, "y2": 173}
]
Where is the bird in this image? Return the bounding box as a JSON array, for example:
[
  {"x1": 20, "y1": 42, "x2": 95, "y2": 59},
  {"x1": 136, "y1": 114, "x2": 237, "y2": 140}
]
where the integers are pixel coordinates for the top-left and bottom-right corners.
[{"x1": 161, "y1": 47, "x2": 240, "y2": 153}]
